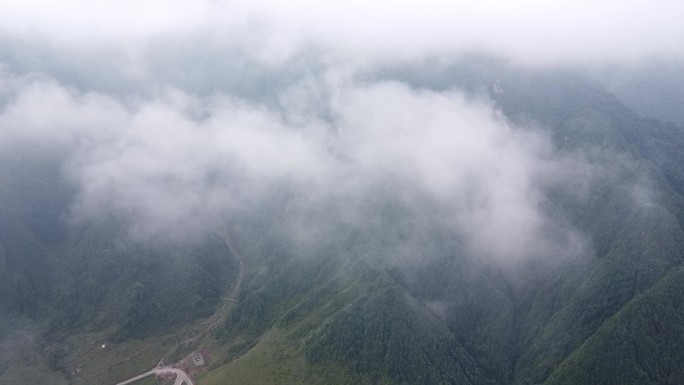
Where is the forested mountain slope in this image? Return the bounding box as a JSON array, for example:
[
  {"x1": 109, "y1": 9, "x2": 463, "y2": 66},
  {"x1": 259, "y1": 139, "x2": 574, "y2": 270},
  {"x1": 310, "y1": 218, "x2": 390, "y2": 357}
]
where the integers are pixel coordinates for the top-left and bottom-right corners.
[
  {"x1": 205, "y1": 61, "x2": 684, "y2": 385},
  {"x1": 1, "y1": 58, "x2": 683, "y2": 385}
]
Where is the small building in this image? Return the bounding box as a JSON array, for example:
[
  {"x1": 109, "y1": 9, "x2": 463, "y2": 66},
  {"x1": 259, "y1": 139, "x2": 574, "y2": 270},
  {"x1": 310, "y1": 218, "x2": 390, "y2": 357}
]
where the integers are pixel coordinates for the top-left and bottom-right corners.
[{"x1": 192, "y1": 354, "x2": 205, "y2": 366}]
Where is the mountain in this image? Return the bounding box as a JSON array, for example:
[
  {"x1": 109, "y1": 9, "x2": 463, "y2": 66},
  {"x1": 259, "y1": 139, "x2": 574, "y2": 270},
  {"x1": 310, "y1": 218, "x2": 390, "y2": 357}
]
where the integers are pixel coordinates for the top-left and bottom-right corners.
[
  {"x1": 1, "y1": 57, "x2": 683, "y2": 385},
  {"x1": 590, "y1": 60, "x2": 684, "y2": 128}
]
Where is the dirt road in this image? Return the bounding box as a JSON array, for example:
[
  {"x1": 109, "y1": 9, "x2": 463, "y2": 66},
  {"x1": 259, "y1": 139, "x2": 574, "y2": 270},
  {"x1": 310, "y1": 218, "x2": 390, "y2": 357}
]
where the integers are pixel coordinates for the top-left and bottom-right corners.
[{"x1": 115, "y1": 367, "x2": 194, "y2": 385}]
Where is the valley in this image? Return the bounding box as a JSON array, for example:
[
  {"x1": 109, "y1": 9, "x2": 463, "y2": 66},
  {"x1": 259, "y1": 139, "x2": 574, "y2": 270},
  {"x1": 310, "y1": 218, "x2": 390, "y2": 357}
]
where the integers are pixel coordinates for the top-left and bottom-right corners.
[{"x1": 1, "y1": 4, "x2": 683, "y2": 383}]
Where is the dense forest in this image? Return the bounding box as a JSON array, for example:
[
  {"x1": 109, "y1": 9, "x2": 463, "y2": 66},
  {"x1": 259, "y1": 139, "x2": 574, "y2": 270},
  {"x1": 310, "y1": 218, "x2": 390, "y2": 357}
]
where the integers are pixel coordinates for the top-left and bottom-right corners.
[{"x1": 1, "y1": 55, "x2": 683, "y2": 385}]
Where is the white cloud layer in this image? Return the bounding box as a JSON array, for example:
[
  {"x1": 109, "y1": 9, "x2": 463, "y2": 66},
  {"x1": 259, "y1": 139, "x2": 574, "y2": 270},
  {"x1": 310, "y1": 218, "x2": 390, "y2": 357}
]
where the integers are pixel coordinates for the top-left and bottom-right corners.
[
  {"x1": 2, "y1": 1, "x2": 665, "y2": 264},
  {"x1": 0, "y1": 67, "x2": 573, "y2": 262}
]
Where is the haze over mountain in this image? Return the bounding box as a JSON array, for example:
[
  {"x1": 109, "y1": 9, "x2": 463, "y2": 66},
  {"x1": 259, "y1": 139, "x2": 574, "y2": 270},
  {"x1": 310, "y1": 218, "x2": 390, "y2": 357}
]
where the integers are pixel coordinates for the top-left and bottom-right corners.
[{"x1": 1, "y1": 2, "x2": 683, "y2": 385}]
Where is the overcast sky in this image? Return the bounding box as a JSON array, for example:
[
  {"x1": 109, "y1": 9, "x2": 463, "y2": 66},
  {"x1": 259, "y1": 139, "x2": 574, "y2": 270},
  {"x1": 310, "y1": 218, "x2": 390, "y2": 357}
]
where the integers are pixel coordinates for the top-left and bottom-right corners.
[
  {"x1": 1, "y1": 0, "x2": 683, "y2": 65},
  {"x1": 0, "y1": 0, "x2": 684, "y2": 63}
]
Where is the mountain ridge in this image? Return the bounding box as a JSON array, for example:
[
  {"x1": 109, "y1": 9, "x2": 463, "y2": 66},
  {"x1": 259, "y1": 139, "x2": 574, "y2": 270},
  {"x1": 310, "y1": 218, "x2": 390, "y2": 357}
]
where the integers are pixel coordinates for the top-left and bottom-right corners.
[{"x1": 1, "y1": 59, "x2": 683, "y2": 385}]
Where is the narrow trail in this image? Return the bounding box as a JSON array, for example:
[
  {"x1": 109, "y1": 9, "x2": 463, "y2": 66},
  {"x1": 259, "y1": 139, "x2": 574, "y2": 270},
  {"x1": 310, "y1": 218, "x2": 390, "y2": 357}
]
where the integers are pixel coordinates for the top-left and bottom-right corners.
[
  {"x1": 183, "y1": 236, "x2": 245, "y2": 344},
  {"x1": 157, "y1": 233, "x2": 245, "y2": 365}
]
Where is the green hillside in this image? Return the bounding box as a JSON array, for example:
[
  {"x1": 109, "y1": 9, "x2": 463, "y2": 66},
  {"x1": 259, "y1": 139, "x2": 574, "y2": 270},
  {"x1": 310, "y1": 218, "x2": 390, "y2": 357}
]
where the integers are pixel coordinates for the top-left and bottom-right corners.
[{"x1": 1, "y1": 59, "x2": 683, "y2": 385}]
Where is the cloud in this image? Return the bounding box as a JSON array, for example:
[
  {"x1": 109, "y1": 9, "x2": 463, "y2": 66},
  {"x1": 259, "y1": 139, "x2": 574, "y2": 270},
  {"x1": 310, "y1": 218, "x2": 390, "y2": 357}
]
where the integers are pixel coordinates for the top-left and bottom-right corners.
[
  {"x1": 0, "y1": 62, "x2": 581, "y2": 263},
  {"x1": 5, "y1": 1, "x2": 669, "y2": 264},
  {"x1": 330, "y1": 81, "x2": 554, "y2": 261}
]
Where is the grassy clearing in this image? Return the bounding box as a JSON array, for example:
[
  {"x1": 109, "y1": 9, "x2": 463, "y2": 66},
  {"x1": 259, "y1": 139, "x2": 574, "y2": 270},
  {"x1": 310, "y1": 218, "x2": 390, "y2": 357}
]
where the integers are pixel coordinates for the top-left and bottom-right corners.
[
  {"x1": 198, "y1": 329, "x2": 307, "y2": 385},
  {"x1": 196, "y1": 328, "x2": 382, "y2": 385},
  {"x1": 61, "y1": 329, "x2": 177, "y2": 385},
  {"x1": 129, "y1": 373, "x2": 158, "y2": 385}
]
